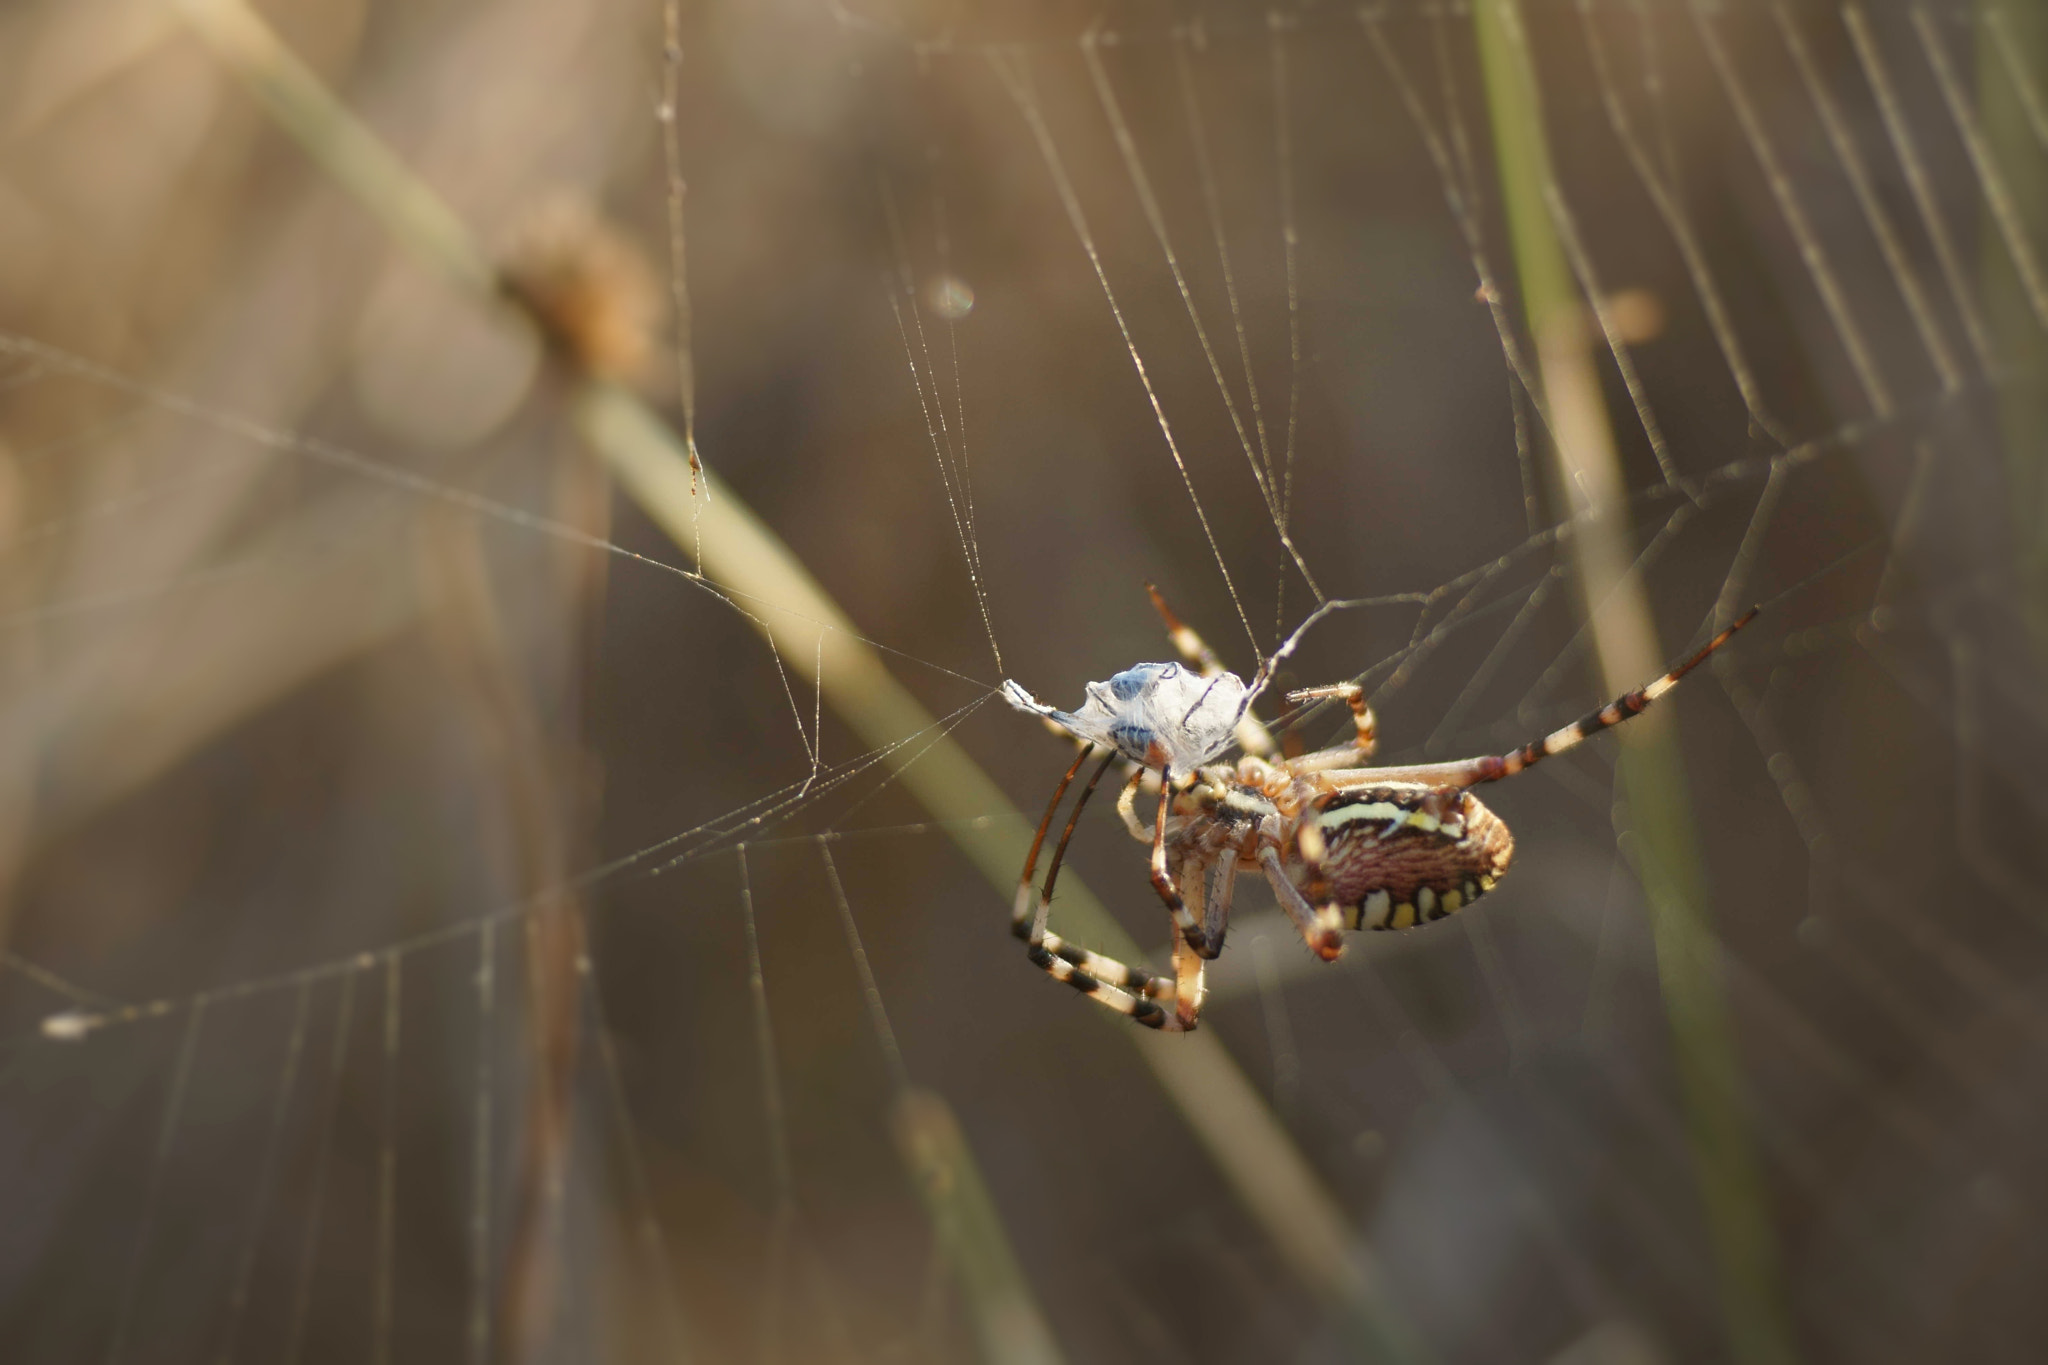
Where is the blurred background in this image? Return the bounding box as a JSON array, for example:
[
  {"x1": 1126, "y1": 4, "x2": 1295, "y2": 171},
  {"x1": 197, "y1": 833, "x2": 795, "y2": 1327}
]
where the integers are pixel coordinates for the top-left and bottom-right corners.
[{"x1": 0, "y1": 0, "x2": 2044, "y2": 1361}]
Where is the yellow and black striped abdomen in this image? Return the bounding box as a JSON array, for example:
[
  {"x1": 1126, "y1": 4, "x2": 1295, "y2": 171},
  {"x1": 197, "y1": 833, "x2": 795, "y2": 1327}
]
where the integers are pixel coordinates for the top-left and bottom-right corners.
[{"x1": 1306, "y1": 784, "x2": 1515, "y2": 931}]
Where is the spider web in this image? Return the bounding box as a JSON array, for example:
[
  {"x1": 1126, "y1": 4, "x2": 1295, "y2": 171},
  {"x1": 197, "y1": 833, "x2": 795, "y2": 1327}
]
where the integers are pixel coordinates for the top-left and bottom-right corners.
[{"x1": 0, "y1": 1, "x2": 2044, "y2": 1362}]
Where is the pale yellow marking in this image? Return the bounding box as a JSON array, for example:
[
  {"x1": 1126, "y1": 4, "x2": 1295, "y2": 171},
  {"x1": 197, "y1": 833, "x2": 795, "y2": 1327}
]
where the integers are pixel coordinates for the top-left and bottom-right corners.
[
  {"x1": 1297, "y1": 823, "x2": 1328, "y2": 865},
  {"x1": 1363, "y1": 889, "x2": 1392, "y2": 928},
  {"x1": 1404, "y1": 811, "x2": 1441, "y2": 833},
  {"x1": 1040, "y1": 954, "x2": 1144, "y2": 1015},
  {"x1": 1416, "y1": 886, "x2": 1438, "y2": 918},
  {"x1": 1316, "y1": 801, "x2": 1404, "y2": 829},
  {"x1": 1044, "y1": 937, "x2": 1140, "y2": 988},
  {"x1": 1442, "y1": 888, "x2": 1463, "y2": 914}
]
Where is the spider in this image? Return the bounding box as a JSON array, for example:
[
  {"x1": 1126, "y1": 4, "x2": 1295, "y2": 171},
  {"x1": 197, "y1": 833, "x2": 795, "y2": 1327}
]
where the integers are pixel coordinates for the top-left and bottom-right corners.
[{"x1": 1000, "y1": 588, "x2": 1758, "y2": 1032}]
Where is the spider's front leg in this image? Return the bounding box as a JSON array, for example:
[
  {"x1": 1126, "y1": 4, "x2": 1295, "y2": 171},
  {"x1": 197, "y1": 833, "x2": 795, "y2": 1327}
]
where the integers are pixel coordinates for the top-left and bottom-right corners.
[
  {"x1": 1148, "y1": 768, "x2": 1223, "y2": 960},
  {"x1": 1024, "y1": 929, "x2": 1184, "y2": 1028},
  {"x1": 1146, "y1": 582, "x2": 1277, "y2": 758},
  {"x1": 1284, "y1": 681, "x2": 1378, "y2": 773},
  {"x1": 1017, "y1": 748, "x2": 1190, "y2": 1030},
  {"x1": 1114, "y1": 767, "x2": 1151, "y2": 843}
]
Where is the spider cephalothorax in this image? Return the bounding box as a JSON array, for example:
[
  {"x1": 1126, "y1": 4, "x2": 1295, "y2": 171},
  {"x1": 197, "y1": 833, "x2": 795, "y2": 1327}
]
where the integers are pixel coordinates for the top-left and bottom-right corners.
[{"x1": 1001, "y1": 587, "x2": 1756, "y2": 1032}]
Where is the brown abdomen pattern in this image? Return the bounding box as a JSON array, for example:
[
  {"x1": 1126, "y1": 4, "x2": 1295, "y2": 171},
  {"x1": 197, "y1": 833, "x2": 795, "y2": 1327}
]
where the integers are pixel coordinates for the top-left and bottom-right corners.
[{"x1": 1304, "y1": 785, "x2": 1515, "y2": 931}]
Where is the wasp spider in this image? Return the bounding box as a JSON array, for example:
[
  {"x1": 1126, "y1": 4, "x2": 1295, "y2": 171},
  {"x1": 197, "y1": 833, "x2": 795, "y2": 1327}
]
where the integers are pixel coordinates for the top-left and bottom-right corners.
[{"x1": 1000, "y1": 590, "x2": 1757, "y2": 1032}]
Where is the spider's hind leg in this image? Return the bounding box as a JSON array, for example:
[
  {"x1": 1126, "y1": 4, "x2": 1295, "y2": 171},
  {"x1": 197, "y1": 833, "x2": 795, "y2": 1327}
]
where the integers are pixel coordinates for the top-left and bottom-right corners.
[
  {"x1": 1259, "y1": 845, "x2": 1346, "y2": 961},
  {"x1": 1351, "y1": 609, "x2": 1764, "y2": 792},
  {"x1": 1168, "y1": 926, "x2": 1207, "y2": 1030},
  {"x1": 1475, "y1": 607, "x2": 1761, "y2": 787}
]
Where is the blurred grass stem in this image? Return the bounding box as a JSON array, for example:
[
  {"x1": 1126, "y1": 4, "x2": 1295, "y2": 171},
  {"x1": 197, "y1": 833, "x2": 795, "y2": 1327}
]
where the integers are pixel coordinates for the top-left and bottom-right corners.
[
  {"x1": 1472, "y1": 3, "x2": 1794, "y2": 1361},
  {"x1": 174, "y1": 1, "x2": 1420, "y2": 1356},
  {"x1": 1976, "y1": 2, "x2": 2048, "y2": 654}
]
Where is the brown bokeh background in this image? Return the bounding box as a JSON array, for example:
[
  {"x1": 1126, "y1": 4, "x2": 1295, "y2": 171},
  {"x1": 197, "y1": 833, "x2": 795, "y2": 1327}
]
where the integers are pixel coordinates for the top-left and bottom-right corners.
[{"x1": 1, "y1": 1, "x2": 2044, "y2": 1362}]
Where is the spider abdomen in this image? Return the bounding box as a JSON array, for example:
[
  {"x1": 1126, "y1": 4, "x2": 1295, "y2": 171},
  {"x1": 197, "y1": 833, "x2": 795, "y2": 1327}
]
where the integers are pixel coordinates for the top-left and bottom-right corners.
[{"x1": 1302, "y1": 784, "x2": 1515, "y2": 931}]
